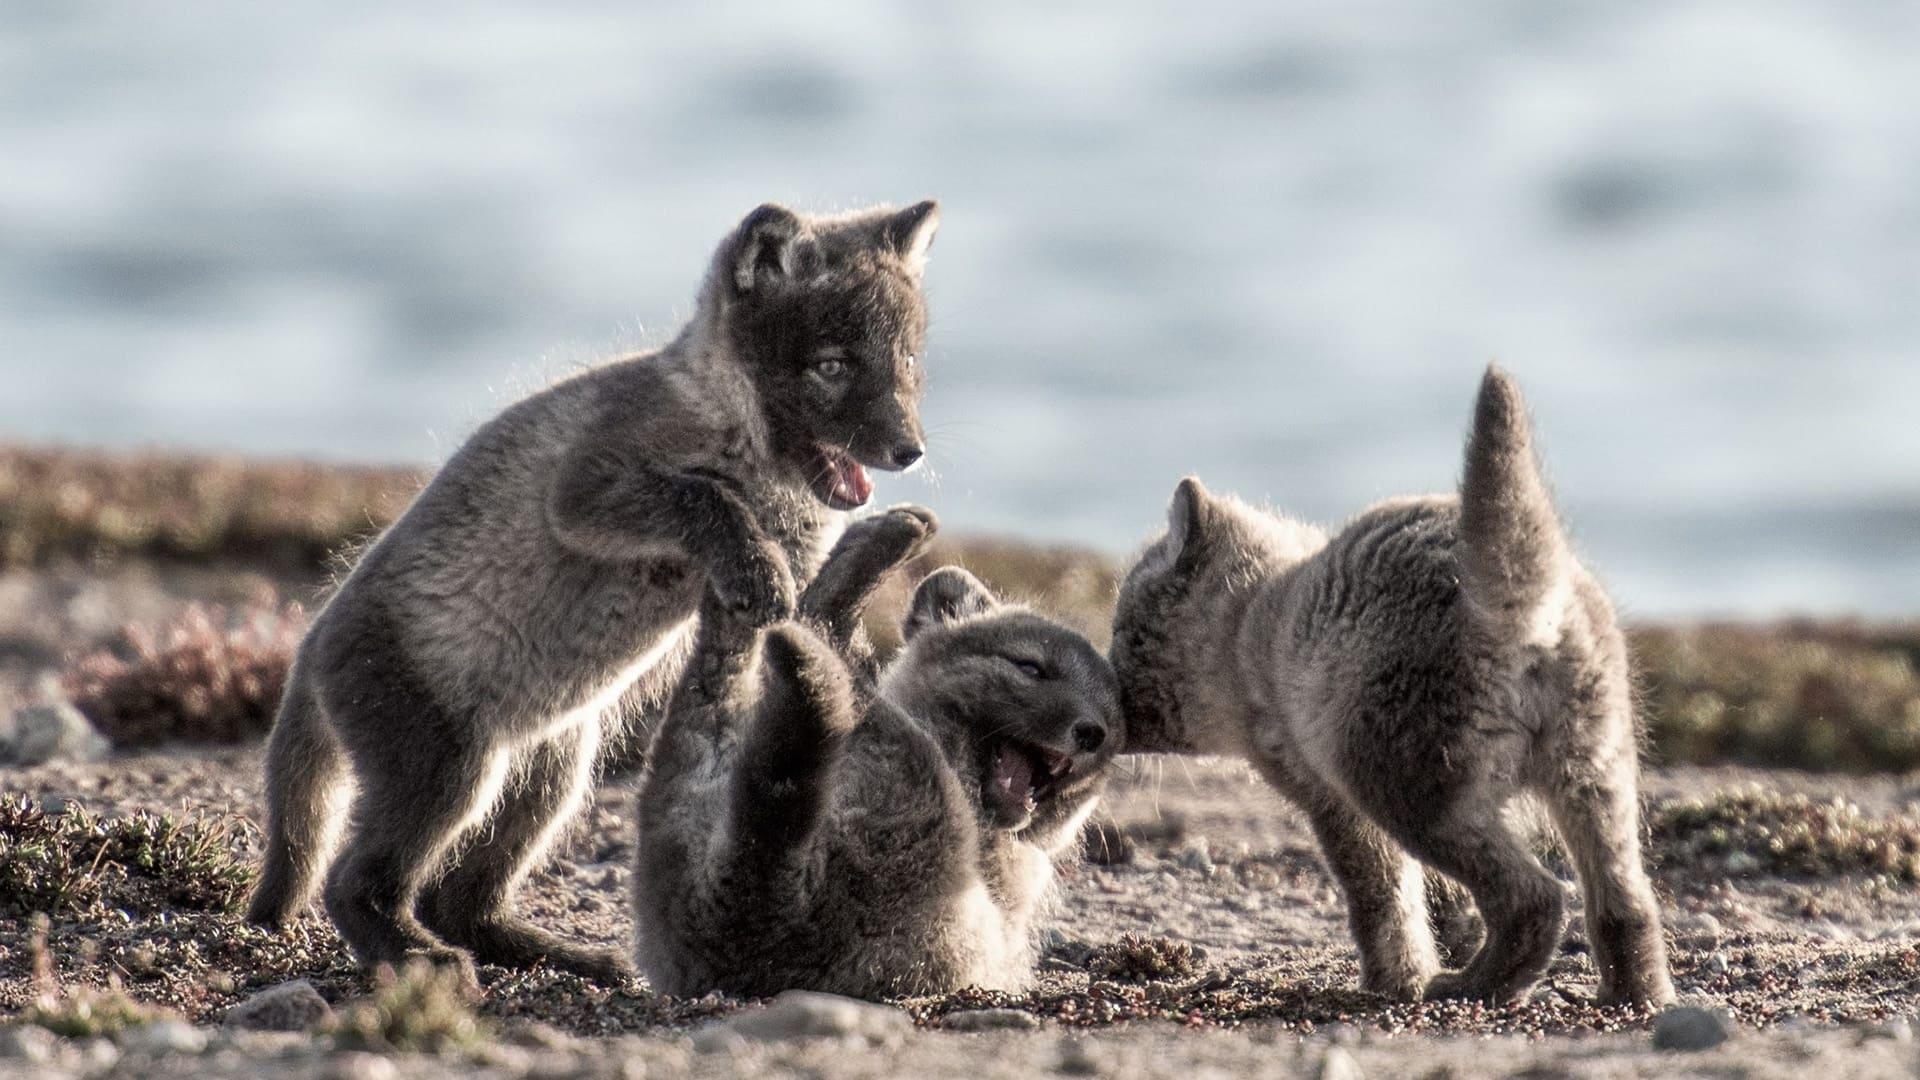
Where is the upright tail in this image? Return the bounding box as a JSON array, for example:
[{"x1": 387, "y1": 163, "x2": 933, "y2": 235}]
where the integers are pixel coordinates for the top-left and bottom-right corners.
[
  {"x1": 245, "y1": 662, "x2": 348, "y2": 927},
  {"x1": 729, "y1": 624, "x2": 857, "y2": 861},
  {"x1": 1458, "y1": 366, "x2": 1571, "y2": 644}
]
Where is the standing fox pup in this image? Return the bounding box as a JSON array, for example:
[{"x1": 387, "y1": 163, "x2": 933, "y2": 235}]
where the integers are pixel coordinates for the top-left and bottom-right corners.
[
  {"x1": 245, "y1": 200, "x2": 942, "y2": 985},
  {"x1": 1110, "y1": 367, "x2": 1674, "y2": 1007},
  {"x1": 636, "y1": 506, "x2": 1122, "y2": 999}
]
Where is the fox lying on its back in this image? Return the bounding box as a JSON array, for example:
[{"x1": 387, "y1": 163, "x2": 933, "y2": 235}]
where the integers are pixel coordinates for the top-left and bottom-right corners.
[
  {"x1": 1110, "y1": 367, "x2": 1674, "y2": 1007},
  {"x1": 636, "y1": 506, "x2": 1122, "y2": 998}
]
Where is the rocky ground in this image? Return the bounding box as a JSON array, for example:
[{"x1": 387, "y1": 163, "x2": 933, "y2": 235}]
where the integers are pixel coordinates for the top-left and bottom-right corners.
[
  {"x1": 1, "y1": 458, "x2": 1919, "y2": 1076},
  {"x1": 6, "y1": 735, "x2": 1920, "y2": 1076}
]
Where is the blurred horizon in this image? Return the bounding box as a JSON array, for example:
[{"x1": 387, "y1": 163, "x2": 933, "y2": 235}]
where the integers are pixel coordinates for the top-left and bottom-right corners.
[{"x1": 2, "y1": 2, "x2": 1915, "y2": 618}]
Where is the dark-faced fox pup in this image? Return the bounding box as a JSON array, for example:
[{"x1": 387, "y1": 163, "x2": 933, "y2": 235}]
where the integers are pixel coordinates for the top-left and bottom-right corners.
[
  {"x1": 246, "y1": 201, "x2": 941, "y2": 986},
  {"x1": 636, "y1": 506, "x2": 1122, "y2": 998},
  {"x1": 1110, "y1": 367, "x2": 1673, "y2": 1007}
]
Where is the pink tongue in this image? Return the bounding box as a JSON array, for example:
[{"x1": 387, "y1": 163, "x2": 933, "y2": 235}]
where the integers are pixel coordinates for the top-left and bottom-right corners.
[
  {"x1": 836, "y1": 459, "x2": 873, "y2": 506},
  {"x1": 993, "y1": 744, "x2": 1034, "y2": 808}
]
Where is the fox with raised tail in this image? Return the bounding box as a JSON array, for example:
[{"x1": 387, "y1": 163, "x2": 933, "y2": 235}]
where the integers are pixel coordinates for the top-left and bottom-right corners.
[{"x1": 1109, "y1": 366, "x2": 1674, "y2": 1007}]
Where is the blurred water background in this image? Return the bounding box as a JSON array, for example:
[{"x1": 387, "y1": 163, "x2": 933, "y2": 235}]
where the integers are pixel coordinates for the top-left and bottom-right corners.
[{"x1": 2, "y1": 2, "x2": 1915, "y2": 617}]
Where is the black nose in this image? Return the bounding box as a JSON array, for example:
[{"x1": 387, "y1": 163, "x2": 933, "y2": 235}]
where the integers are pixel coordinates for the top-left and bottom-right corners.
[
  {"x1": 889, "y1": 443, "x2": 924, "y2": 470},
  {"x1": 1072, "y1": 722, "x2": 1106, "y2": 753}
]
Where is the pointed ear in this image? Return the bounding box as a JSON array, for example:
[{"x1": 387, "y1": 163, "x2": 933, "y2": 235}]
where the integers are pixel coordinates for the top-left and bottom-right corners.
[
  {"x1": 882, "y1": 200, "x2": 940, "y2": 276},
  {"x1": 1167, "y1": 476, "x2": 1214, "y2": 574},
  {"x1": 730, "y1": 203, "x2": 805, "y2": 294},
  {"x1": 903, "y1": 566, "x2": 995, "y2": 641}
]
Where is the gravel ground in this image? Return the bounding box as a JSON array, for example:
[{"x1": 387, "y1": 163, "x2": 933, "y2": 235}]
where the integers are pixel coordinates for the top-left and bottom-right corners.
[{"x1": 5, "y1": 563, "x2": 1920, "y2": 1077}]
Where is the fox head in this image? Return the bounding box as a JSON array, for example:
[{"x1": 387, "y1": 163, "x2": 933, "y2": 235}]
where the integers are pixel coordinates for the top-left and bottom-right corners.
[
  {"x1": 883, "y1": 567, "x2": 1122, "y2": 837},
  {"x1": 706, "y1": 201, "x2": 940, "y2": 511}
]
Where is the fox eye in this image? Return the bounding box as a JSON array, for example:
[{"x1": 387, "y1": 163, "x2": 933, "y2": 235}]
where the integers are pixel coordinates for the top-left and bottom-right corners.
[
  {"x1": 1005, "y1": 657, "x2": 1045, "y2": 679},
  {"x1": 813, "y1": 357, "x2": 849, "y2": 380}
]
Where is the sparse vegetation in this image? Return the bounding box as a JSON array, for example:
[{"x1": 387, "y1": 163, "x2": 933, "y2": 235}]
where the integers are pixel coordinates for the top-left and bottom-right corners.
[
  {"x1": 12, "y1": 913, "x2": 177, "y2": 1038},
  {"x1": 1086, "y1": 934, "x2": 1202, "y2": 983},
  {"x1": 63, "y1": 603, "x2": 306, "y2": 747},
  {"x1": 1632, "y1": 623, "x2": 1920, "y2": 773},
  {"x1": 329, "y1": 962, "x2": 493, "y2": 1055},
  {"x1": 0, "y1": 444, "x2": 416, "y2": 570},
  {"x1": 0, "y1": 795, "x2": 253, "y2": 917},
  {"x1": 1650, "y1": 784, "x2": 1920, "y2": 883},
  {"x1": 7, "y1": 446, "x2": 1920, "y2": 775}
]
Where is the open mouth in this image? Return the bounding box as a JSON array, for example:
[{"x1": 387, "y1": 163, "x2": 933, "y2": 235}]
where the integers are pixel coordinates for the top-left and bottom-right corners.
[
  {"x1": 987, "y1": 740, "x2": 1075, "y2": 820},
  {"x1": 805, "y1": 444, "x2": 873, "y2": 510}
]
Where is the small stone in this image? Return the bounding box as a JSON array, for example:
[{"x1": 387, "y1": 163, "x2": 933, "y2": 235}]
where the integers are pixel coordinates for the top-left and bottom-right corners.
[
  {"x1": 0, "y1": 1025, "x2": 58, "y2": 1064},
  {"x1": 325, "y1": 1051, "x2": 399, "y2": 1080},
  {"x1": 943, "y1": 1008, "x2": 1041, "y2": 1032},
  {"x1": 725, "y1": 991, "x2": 908, "y2": 1046},
  {"x1": 1056, "y1": 1037, "x2": 1107, "y2": 1075},
  {"x1": 1317, "y1": 1045, "x2": 1363, "y2": 1080},
  {"x1": 1703, "y1": 951, "x2": 1729, "y2": 975},
  {"x1": 689, "y1": 1025, "x2": 747, "y2": 1055},
  {"x1": 1723, "y1": 851, "x2": 1761, "y2": 875},
  {"x1": 0, "y1": 701, "x2": 109, "y2": 766},
  {"x1": 1674, "y1": 912, "x2": 1723, "y2": 948},
  {"x1": 118, "y1": 1018, "x2": 209, "y2": 1055},
  {"x1": 1177, "y1": 838, "x2": 1215, "y2": 876},
  {"x1": 1652, "y1": 1005, "x2": 1732, "y2": 1052},
  {"x1": 77, "y1": 1038, "x2": 120, "y2": 1070},
  {"x1": 224, "y1": 979, "x2": 333, "y2": 1032}
]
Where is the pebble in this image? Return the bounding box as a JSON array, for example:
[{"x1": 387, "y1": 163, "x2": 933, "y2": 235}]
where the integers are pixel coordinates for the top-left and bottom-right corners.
[
  {"x1": 1702, "y1": 950, "x2": 1729, "y2": 975},
  {"x1": 942, "y1": 1008, "x2": 1041, "y2": 1032},
  {"x1": 0, "y1": 700, "x2": 109, "y2": 766},
  {"x1": 1316, "y1": 1046, "x2": 1363, "y2": 1080},
  {"x1": 1056, "y1": 1037, "x2": 1109, "y2": 1075},
  {"x1": 325, "y1": 1051, "x2": 400, "y2": 1080},
  {"x1": 1674, "y1": 912, "x2": 1723, "y2": 948},
  {"x1": 77, "y1": 1038, "x2": 120, "y2": 1070},
  {"x1": 689, "y1": 1026, "x2": 748, "y2": 1055},
  {"x1": 1651, "y1": 1005, "x2": 1732, "y2": 1052},
  {"x1": 1177, "y1": 838, "x2": 1215, "y2": 876},
  {"x1": 724, "y1": 991, "x2": 908, "y2": 1046},
  {"x1": 224, "y1": 979, "x2": 333, "y2": 1032},
  {"x1": 0, "y1": 1025, "x2": 58, "y2": 1064},
  {"x1": 118, "y1": 1018, "x2": 209, "y2": 1055}
]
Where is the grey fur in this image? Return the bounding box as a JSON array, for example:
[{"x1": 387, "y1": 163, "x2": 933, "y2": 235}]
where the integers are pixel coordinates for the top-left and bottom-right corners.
[
  {"x1": 1110, "y1": 367, "x2": 1673, "y2": 1007},
  {"x1": 245, "y1": 200, "x2": 943, "y2": 986},
  {"x1": 636, "y1": 506, "x2": 1122, "y2": 999}
]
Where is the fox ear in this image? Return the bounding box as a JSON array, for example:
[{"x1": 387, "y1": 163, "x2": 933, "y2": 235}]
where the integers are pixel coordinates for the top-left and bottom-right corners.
[
  {"x1": 731, "y1": 203, "x2": 805, "y2": 294},
  {"x1": 882, "y1": 200, "x2": 940, "y2": 276},
  {"x1": 903, "y1": 566, "x2": 995, "y2": 641},
  {"x1": 1167, "y1": 476, "x2": 1214, "y2": 574}
]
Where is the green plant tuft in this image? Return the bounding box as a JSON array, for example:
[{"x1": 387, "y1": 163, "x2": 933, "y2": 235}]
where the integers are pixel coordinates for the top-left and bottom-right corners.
[
  {"x1": 329, "y1": 962, "x2": 493, "y2": 1055},
  {"x1": 0, "y1": 795, "x2": 254, "y2": 917}
]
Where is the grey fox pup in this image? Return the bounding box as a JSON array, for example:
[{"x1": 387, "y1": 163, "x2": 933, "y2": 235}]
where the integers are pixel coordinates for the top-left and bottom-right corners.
[
  {"x1": 635, "y1": 505, "x2": 1122, "y2": 998},
  {"x1": 245, "y1": 200, "x2": 942, "y2": 986},
  {"x1": 1109, "y1": 367, "x2": 1674, "y2": 1007}
]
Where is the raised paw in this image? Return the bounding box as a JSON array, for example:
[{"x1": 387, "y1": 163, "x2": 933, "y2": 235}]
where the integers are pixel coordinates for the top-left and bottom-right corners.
[
  {"x1": 841, "y1": 504, "x2": 939, "y2": 565},
  {"x1": 711, "y1": 542, "x2": 797, "y2": 628}
]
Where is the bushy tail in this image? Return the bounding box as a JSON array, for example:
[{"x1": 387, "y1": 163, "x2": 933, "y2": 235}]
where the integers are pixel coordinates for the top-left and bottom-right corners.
[
  {"x1": 1458, "y1": 366, "x2": 1570, "y2": 643},
  {"x1": 729, "y1": 624, "x2": 856, "y2": 860},
  {"x1": 245, "y1": 662, "x2": 347, "y2": 926}
]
